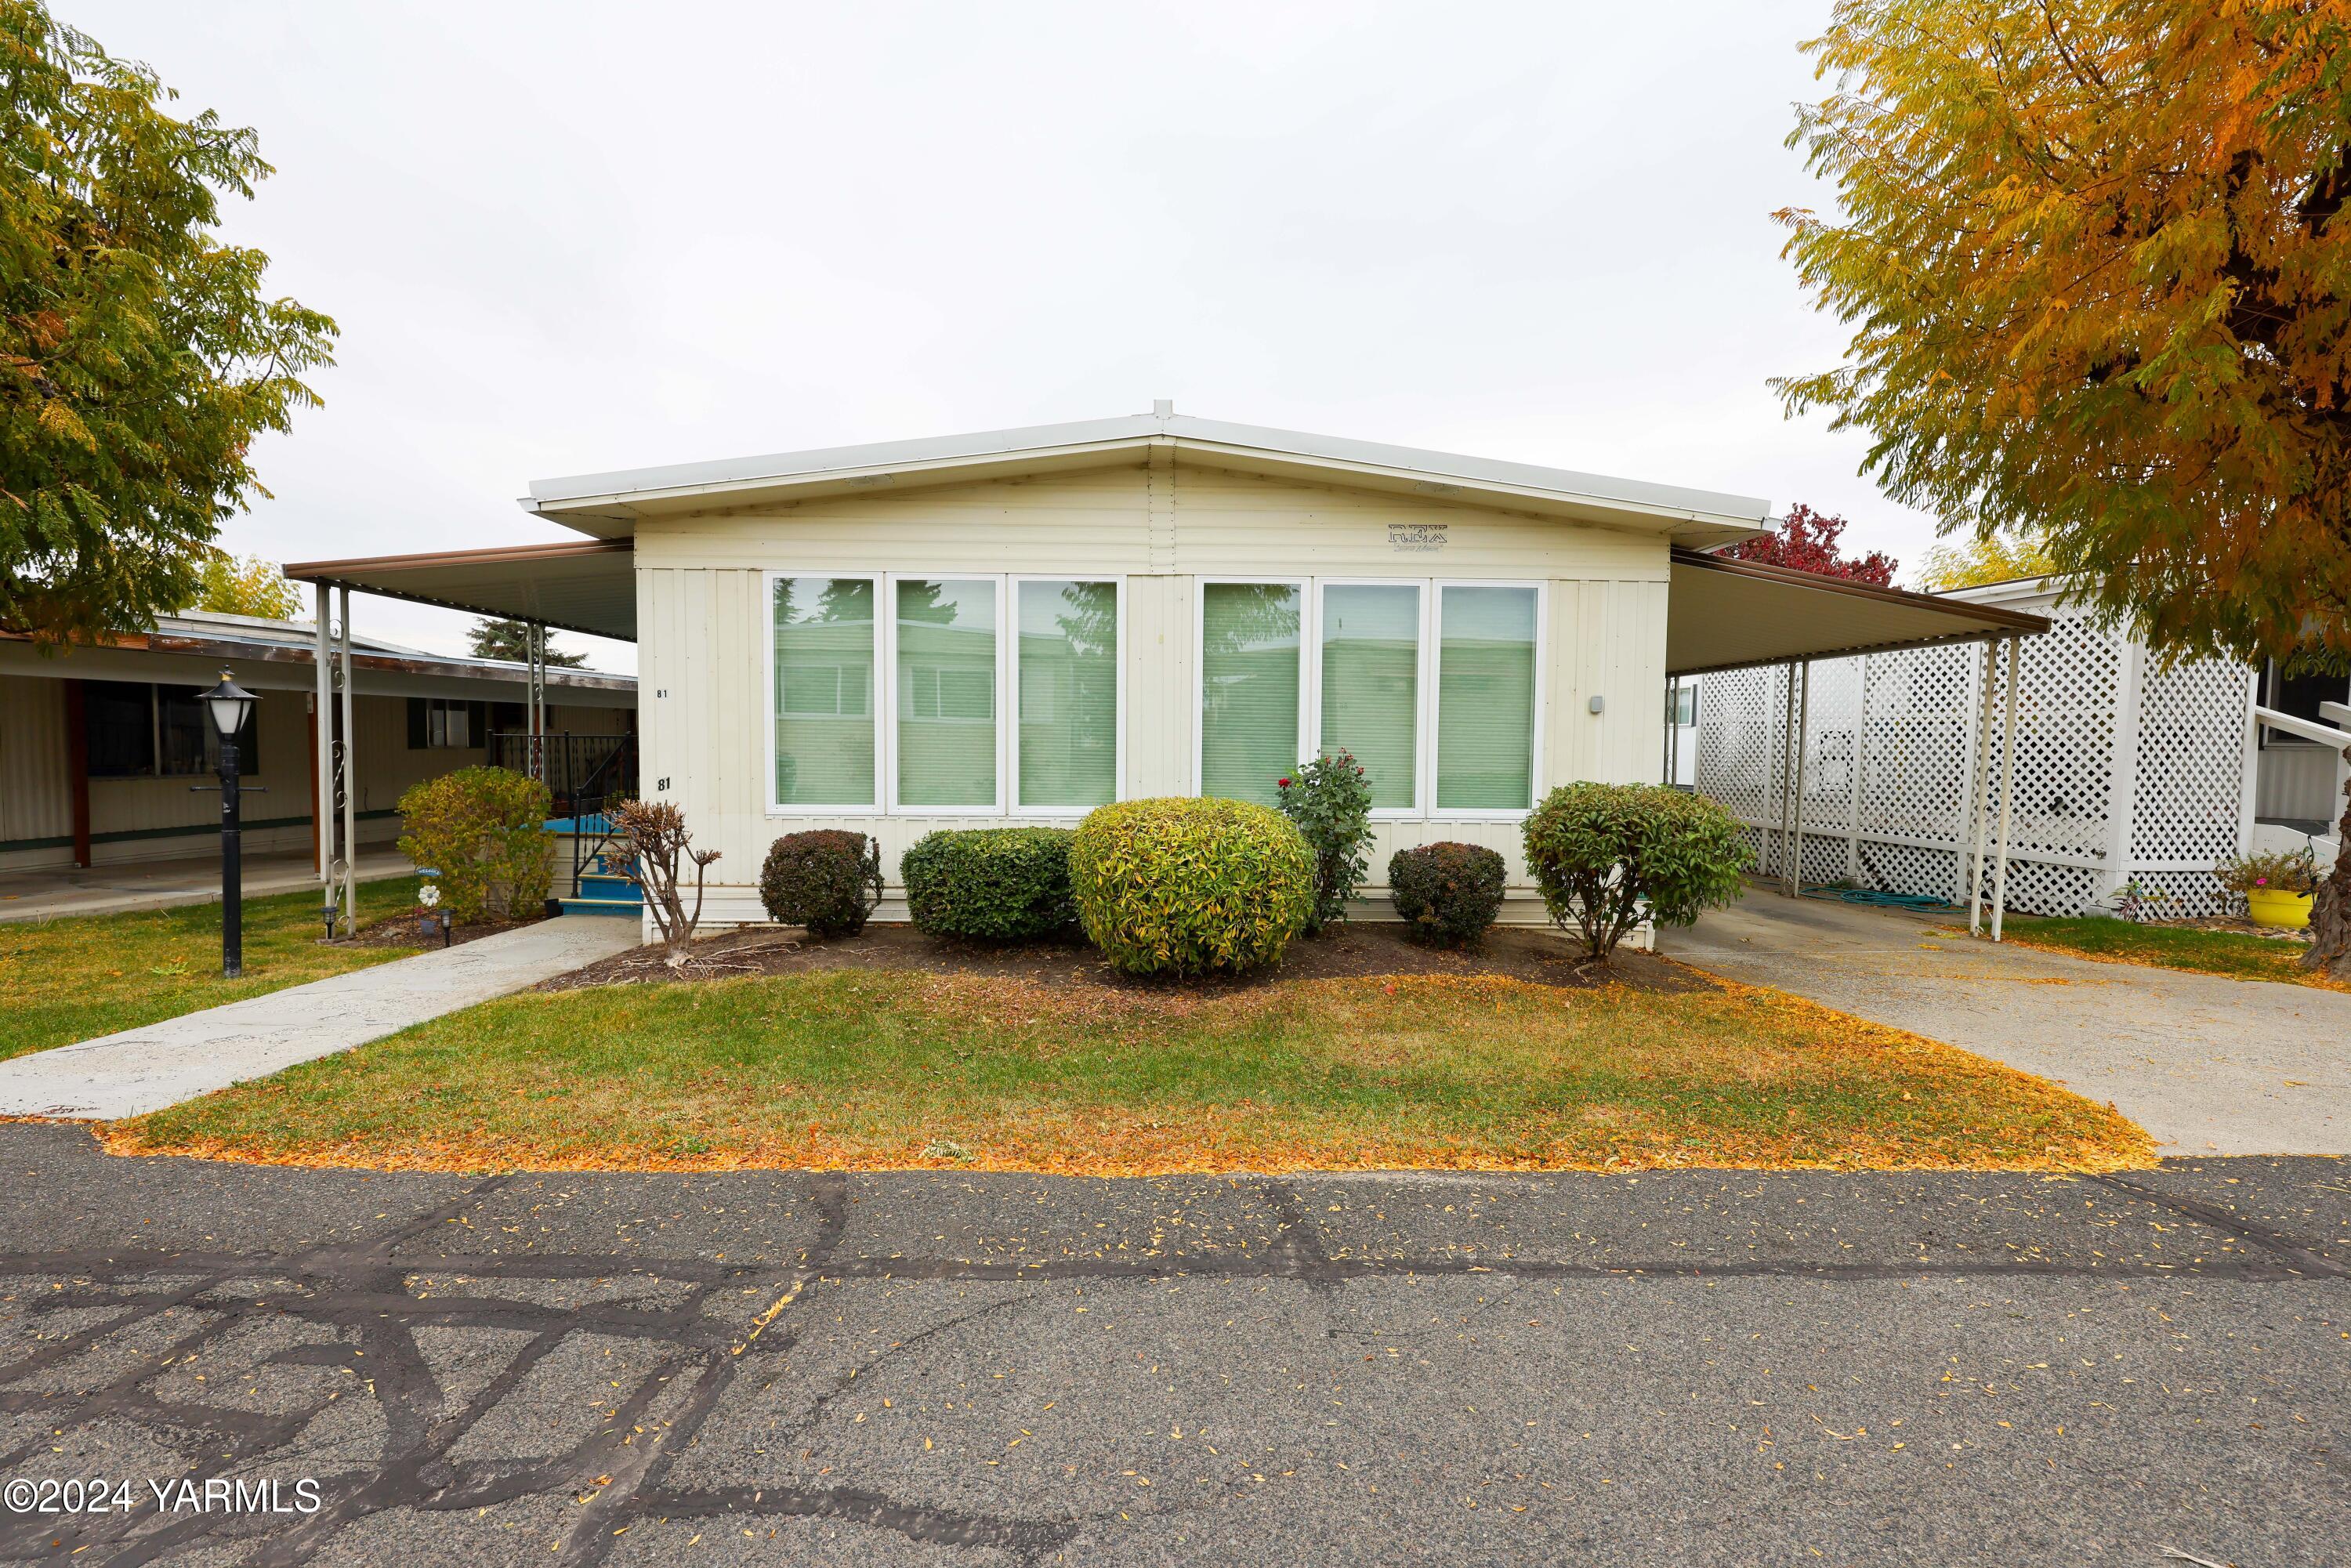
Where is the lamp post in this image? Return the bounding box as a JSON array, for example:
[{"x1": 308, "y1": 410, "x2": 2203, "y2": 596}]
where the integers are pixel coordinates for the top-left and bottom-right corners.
[{"x1": 199, "y1": 669, "x2": 259, "y2": 979}]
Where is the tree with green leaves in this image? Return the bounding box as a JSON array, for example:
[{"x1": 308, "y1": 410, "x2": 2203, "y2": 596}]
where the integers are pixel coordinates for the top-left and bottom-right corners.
[
  {"x1": 187, "y1": 551, "x2": 301, "y2": 619},
  {"x1": 467, "y1": 617, "x2": 587, "y2": 668},
  {"x1": 1776, "y1": 0, "x2": 2351, "y2": 975},
  {"x1": 1, "y1": 2, "x2": 335, "y2": 643},
  {"x1": 1914, "y1": 532, "x2": 2060, "y2": 594}
]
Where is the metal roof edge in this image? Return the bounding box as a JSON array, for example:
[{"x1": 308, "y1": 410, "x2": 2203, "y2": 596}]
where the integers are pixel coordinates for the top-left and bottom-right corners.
[{"x1": 522, "y1": 411, "x2": 1773, "y2": 528}]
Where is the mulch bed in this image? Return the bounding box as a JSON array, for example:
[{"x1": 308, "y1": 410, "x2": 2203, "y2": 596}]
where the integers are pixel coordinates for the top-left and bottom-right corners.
[
  {"x1": 335, "y1": 910, "x2": 545, "y2": 951},
  {"x1": 538, "y1": 920, "x2": 1704, "y2": 995}
]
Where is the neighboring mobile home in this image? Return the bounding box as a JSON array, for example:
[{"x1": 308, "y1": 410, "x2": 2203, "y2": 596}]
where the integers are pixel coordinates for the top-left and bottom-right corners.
[
  {"x1": 288, "y1": 407, "x2": 2045, "y2": 928},
  {"x1": 0, "y1": 610, "x2": 634, "y2": 872}
]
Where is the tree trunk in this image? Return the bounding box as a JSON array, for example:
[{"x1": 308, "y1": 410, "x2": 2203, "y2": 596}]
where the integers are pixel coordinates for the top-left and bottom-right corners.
[{"x1": 2306, "y1": 751, "x2": 2351, "y2": 979}]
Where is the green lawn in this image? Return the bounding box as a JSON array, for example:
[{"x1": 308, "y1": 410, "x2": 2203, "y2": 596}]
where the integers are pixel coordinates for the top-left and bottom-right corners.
[
  {"x1": 0, "y1": 878, "x2": 422, "y2": 1062},
  {"x1": 1999, "y1": 915, "x2": 2345, "y2": 991},
  {"x1": 116, "y1": 968, "x2": 2153, "y2": 1175}
]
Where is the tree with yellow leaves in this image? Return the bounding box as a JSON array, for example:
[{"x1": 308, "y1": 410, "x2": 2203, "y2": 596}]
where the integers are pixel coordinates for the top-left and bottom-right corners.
[{"x1": 1777, "y1": 0, "x2": 2351, "y2": 972}]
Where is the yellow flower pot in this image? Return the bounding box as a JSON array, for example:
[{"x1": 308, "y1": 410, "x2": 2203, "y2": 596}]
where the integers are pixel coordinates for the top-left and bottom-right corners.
[{"x1": 2246, "y1": 888, "x2": 2314, "y2": 930}]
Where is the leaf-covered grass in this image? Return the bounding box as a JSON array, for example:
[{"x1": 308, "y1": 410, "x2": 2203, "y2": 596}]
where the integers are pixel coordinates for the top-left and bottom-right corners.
[
  {"x1": 114, "y1": 969, "x2": 2154, "y2": 1175},
  {"x1": 0, "y1": 878, "x2": 421, "y2": 1061},
  {"x1": 1998, "y1": 915, "x2": 2346, "y2": 992}
]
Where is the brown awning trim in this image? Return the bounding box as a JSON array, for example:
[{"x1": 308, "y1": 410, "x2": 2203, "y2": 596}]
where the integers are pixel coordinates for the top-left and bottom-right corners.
[
  {"x1": 283, "y1": 540, "x2": 634, "y2": 642},
  {"x1": 1669, "y1": 548, "x2": 2049, "y2": 629}
]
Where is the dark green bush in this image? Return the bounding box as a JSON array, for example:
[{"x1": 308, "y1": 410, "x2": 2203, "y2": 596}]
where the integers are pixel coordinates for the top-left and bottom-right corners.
[
  {"x1": 759, "y1": 830, "x2": 882, "y2": 937},
  {"x1": 902, "y1": 827, "x2": 1078, "y2": 941},
  {"x1": 1069, "y1": 797, "x2": 1314, "y2": 976},
  {"x1": 1388, "y1": 841, "x2": 1508, "y2": 946},
  {"x1": 1274, "y1": 748, "x2": 1374, "y2": 932},
  {"x1": 1522, "y1": 783, "x2": 1751, "y2": 961},
  {"x1": 395, "y1": 766, "x2": 552, "y2": 922}
]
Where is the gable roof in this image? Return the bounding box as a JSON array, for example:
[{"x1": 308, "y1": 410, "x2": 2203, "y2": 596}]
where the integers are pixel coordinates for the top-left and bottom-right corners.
[{"x1": 519, "y1": 408, "x2": 1775, "y2": 548}]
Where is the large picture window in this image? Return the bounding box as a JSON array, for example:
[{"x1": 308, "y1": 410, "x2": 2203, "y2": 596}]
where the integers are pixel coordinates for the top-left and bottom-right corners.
[
  {"x1": 1198, "y1": 581, "x2": 1303, "y2": 809},
  {"x1": 895, "y1": 578, "x2": 1000, "y2": 809},
  {"x1": 1016, "y1": 579, "x2": 1119, "y2": 809},
  {"x1": 1198, "y1": 578, "x2": 1543, "y2": 820},
  {"x1": 1319, "y1": 582, "x2": 1423, "y2": 811},
  {"x1": 1435, "y1": 585, "x2": 1538, "y2": 811},
  {"x1": 85, "y1": 680, "x2": 258, "y2": 780},
  {"x1": 767, "y1": 572, "x2": 1121, "y2": 816},
  {"x1": 773, "y1": 575, "x2": 878, "y2": 809}
]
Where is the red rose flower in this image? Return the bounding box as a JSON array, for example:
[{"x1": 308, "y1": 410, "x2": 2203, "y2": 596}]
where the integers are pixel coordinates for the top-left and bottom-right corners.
[{"x1": 1277, "y1": 777, "x2": 1291, "y2": 788}]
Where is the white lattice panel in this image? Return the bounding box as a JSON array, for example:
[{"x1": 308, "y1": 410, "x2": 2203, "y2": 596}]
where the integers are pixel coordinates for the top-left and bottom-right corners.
[{"x1": 1692, "y1": 590, "x2": 2254, "y2": 920}]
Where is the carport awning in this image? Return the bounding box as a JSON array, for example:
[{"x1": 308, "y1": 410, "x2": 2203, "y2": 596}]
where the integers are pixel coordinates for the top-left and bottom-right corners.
[
  {"x1": 284, "y1": 540, "x2": 636, "y2": 641},
  {"x1": 1665, "y1": 548, "x2": 2049, "y2": 676}
]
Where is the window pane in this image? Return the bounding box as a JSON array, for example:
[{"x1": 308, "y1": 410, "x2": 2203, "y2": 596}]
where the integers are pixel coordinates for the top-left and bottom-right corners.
[
  {"x1": 896, "y1": 578, "x2": 997, "y2": 806},
  {"x1": 1319, "y1": 584, "x2": 1420, "y2": 809},
  {"x1": 159, "y1": 691, "x2": 212, "y2": 777},
  {"x1": 1200, "y1": 583, "x2": 1301, "y2": 807},
  {"x1": 1018, "y1": 580, "x2": 1117, "y2": 809},
  {"x1": 774, "y1": 576, "x2": 876, "y2": 806},
  {"x1": 1436, "y1": 586, "x2": 1538, "y2": 811},
  {"x1": 85, "y1": 682, "x2": 154, "y2": 777}
]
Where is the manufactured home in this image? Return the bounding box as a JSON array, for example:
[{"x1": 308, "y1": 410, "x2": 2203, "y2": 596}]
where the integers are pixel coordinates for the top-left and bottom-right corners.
[{"x1": 286, "y1": 407, "x2": 2048, "y2": 927}]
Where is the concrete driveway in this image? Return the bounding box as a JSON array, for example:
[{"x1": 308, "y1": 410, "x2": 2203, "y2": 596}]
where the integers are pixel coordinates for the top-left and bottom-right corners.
[
  {"x1": 0, "y1": 1125, "x2": 2345, "y2": 1566},
  {"x1": 1661, "y1": 890, "x2": 2351, "y2": 1157}
]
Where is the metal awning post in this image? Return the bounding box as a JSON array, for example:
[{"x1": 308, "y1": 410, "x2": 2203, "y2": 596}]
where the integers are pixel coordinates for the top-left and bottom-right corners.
[
  {"x1": 1847, "y1": 654, "x2": 1867, "y2": 883},
  {"x1": 1990, "y1": 634, "x2": 2022, "y2": 941},
  {"x1": 1788, "y1": 658, "x2": 1811, "y2": 898},
  {"x1": 1966, "y1": 636, "x2": 1997, "y2": 936},
  {"x1": 527, "y1": 621, "x2": 548, "y2": 782},
  {"x1": 337, "y1": 586, "x2": 357, "y2": 936},
  {"x1": 313, "y1": 584, "x2": 335, "y2": 935},
  {"x1": 1777, "y1": 662, "x2": 1798, "y2": 887}
]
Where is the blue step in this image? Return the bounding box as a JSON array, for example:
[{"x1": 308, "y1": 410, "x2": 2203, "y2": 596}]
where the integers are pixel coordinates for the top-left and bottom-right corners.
[
  {"x1": 559, "y1": 896, "x2": 643, "y2": 918},
  {"x1": 578, "y1": 872, "x2": 641, "y2": 900}
]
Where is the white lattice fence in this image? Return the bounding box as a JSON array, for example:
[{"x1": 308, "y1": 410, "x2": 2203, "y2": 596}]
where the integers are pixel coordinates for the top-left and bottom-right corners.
[{"x1": 1692, "y1": 588, "x2": 2255, "y2": 918}]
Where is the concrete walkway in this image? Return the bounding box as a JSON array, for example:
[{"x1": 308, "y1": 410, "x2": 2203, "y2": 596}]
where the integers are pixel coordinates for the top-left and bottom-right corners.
[
  {"x1": 0, "y1": 847, "x2": 413, "y2": 923},
  {"x1": 1661, "y1": 890, "x2": 2351, "y2": 1156},
  {"x1": 0, "y1": 916, "x2": 642, "y2": 1120}
]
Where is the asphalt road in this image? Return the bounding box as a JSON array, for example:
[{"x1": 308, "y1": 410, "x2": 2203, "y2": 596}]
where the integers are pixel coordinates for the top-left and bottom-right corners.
[{"x1": 1, "y1": 1125, "x2": 2344, "y2": 1566}]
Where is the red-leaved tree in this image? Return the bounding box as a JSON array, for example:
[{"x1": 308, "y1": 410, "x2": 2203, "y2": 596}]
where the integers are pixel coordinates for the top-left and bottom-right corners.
[{"x1": 1722, "y1": 504, "x2": 1896, "y2": 586}]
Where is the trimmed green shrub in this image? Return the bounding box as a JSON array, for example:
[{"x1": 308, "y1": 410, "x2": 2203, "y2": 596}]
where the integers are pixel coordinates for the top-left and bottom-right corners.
[
  {"x1": 1070, "y1": 797, "x2": 1314, "y2": 976},
  {"x1": 1275, "y1": 748, "x2": 1375, "y2": 932},
  {"x1": 1522, "y1": 782, "x2": 1752, "y2": 961},
  {"x1": 760, "y1": 830, "x2": 882, "y2": 938},
  {"x1": 1388, "y1": 842, "x2": 1508, "y2": 947},
  {"x1": 395, "y1": 766, "x2": 552, "y2": 922},
  {"x1": 902, "y1": 827, "x2": 1078, "y2": 941}
]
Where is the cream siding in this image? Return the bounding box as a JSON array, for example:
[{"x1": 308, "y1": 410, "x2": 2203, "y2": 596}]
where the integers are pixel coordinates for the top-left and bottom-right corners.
[
  {"x1": 0, "y1": 676, "x2": 71, "y2": 845},
  {"x1": 634, "y1": 458, "x2": 1674, "y2": 925}
]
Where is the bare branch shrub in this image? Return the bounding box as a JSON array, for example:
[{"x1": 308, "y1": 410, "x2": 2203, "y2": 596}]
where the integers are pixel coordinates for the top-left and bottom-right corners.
[{"x1": 610, "y1": 798, "x2": 721, "y2": 967}]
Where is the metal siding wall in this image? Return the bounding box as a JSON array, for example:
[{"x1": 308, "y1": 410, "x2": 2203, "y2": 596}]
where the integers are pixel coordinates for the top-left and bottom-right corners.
[{"x1": 0, "y1": 675, "x2": 71, "y2": 842}]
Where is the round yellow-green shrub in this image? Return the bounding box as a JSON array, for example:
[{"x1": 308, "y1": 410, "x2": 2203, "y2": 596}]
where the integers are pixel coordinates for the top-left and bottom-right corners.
[{"x1": 1070, "y1": 797, "x2": 1315, "y2": 976}]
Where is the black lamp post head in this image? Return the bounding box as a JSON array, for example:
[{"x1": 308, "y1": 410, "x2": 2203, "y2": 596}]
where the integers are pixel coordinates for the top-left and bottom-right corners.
[{"x1": 201, "y1": 668, "x2": 258, "y2": 738}]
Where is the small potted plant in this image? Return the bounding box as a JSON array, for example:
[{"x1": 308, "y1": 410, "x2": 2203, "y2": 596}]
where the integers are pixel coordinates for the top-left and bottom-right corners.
[{"x1": 2216, "y1": 848, "x2": 2320, "y2": 930}]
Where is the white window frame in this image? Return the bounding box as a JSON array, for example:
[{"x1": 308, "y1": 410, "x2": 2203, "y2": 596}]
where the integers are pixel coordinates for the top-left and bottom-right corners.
[
  {"x1": 1010, "y1": 574, "x2": 1128, "y2": 817},
  {"x1": 1314, "y1": 577, "x2": 1432, "y2": 820},
  {"x1": 1429, "y1": 579, "x2": 1549, "y2": 822},
  {"x1": 765, "y1": 570, "x2": 1128, "y2": 818},
  {"x1": 884, "y1": 572, "x2": 1008, "y2": 817},
  {"x1": 1191, "y1": 575, "x2": 1546, "y2": 823},
  {"x1": 1191, "y1": 576, "x2": 1313, "y2": 799},
  {"x1": 764, "y1": 570, "x2": 884, "y2": 815}
]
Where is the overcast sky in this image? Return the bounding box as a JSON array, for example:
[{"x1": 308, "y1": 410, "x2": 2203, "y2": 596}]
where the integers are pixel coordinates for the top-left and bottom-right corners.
[{"x1": 76, "y1": 1, "x2": 1922, "y2": 674}]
